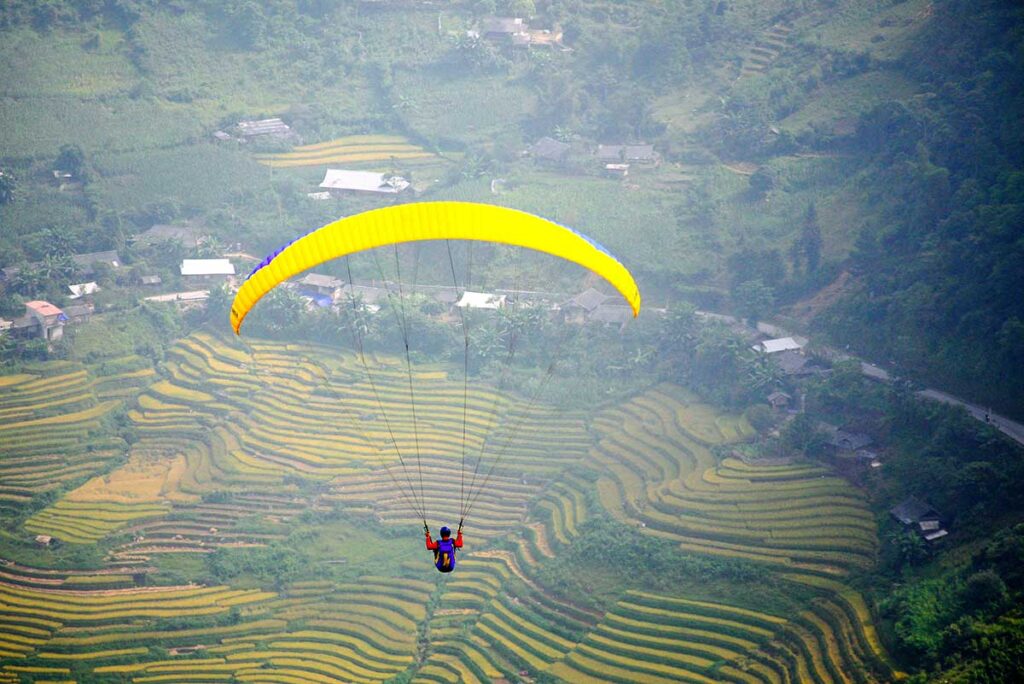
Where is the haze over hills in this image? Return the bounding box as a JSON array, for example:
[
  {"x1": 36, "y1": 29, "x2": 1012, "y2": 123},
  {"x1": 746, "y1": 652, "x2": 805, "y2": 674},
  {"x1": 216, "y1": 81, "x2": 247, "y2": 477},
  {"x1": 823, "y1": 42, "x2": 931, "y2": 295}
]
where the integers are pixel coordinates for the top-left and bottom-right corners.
[{"x1": 0, "y1": 1, "x2": 1022, "y2": 682}]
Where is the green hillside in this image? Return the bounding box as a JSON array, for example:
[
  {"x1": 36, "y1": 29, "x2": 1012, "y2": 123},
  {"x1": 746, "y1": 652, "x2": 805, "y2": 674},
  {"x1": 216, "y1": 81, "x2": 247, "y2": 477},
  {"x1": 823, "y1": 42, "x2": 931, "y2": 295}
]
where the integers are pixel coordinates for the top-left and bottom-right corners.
[{"x1": 1, "y1": 0, "x2": 1023, "y2": 681}]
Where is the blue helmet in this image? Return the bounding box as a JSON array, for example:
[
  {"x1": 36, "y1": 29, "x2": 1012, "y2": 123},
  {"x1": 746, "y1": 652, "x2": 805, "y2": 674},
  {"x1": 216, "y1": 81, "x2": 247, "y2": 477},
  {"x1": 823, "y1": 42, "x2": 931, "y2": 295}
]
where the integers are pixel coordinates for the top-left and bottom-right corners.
[{"x1": 440, "y1": 526, "x2": 451, "y2": 538}]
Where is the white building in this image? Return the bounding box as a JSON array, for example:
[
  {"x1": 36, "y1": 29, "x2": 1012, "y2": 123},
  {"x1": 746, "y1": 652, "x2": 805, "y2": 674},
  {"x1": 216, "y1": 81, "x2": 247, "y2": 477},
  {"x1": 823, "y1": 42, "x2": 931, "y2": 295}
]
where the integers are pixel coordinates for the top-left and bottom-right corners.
[
  {"x1": 754, "y1": 336, "x2": 804, "y2": 354},
  {"x1": 456, "y1": 292, "x2": 506, "y2": 310},
  {"x1": 68, "y1": 282, "x2": 100, "y2": 299},
  {"x1": 319, "y1": 169, "x2": 410, "y2": 195},
  {"x1": 180, "y1": 259, "x2": 236, "y2": 276}
]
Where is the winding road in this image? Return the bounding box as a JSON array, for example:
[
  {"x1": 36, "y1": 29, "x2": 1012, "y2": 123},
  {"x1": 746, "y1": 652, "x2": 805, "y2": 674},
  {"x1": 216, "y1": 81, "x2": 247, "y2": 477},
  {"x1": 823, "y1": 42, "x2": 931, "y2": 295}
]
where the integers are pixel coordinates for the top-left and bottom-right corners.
[{"x1": 695, "y1": 311, "x2": 1024, "y2": 448}]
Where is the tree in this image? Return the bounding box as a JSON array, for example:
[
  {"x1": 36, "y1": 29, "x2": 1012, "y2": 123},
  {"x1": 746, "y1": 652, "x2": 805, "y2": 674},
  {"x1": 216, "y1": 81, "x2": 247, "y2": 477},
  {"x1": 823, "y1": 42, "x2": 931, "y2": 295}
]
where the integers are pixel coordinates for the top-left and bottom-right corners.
[
  {"x1": 733, "y1": 278, "x2": 774, "y2": 324},
  {"x1": 780, "y1": 413, "x2": 827, "y2": 457},
  {"x1": 0, "y1": 170, "x2": 16, "y2": 205},
  {"x1": 961, "y1": 570, "x2": 1008, "y2": 614},
  {"x1": 797, "y1": 203, "x2": 823, "y2": 273},
  {"x1": 204, "y1": 284, "x2": 233, "y2": 324},
  {"x1": 55, "y1": 144, "x2": 86, "y2": 179},
  {"x1": 41, "y1": 226, "x2": 74, "y2": 259},
  {"x1": 889, "y1": 529, "x2": 928, "y2": 567},
  {"x1": 502, "y1": 0, "x2": 535, "y2": 17}
]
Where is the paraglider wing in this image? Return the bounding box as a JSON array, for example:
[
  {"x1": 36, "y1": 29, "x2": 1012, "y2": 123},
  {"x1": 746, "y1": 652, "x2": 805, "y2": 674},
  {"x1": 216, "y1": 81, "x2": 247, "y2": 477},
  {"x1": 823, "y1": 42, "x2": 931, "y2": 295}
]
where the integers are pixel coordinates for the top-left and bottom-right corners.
[{"x1": 230, "y1": 201, "x2": 641, "y2": 334}]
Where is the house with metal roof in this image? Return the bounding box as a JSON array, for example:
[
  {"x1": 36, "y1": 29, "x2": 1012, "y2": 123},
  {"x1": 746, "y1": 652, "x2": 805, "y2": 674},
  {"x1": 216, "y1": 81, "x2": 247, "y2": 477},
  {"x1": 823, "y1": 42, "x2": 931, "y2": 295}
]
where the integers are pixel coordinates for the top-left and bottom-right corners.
[
  {"x1": 481, "y1": 16, "x2": 527, "y2": 39},
  {"x1": 456, "y1": 292, "x2": 507, "y2": 310},
  {"x1": 891, "y1": 497, "x2": 948, "y2": 542},
  {"x1": 597, "y1": 144, "x2": 659, "y2": 164},
  {"x1": 319, "y1": 170, "x2": 410, "y2": 196},
  {"x1": 754, "y1": 336, "x2": 805, "y2": 354},
  {"x1": 529, "y1": 137, "x2": 571, "y2": 163},
  {"x1": 236, "y1": 117, "x2": 293, "y2": 138},
  {"x1": 68, "y1": 282, "x2": 100, "y2": 299},
  {"x1": 180, "y1": 259, "x2": 236, "y2": 277},
  {"x1": 135, "y1": 223, "x2": 203, "y2": 249},
  {"x1": 72, "y1": 250, "x2": 121, "y2": 276},
  {"x1": 298, "y1": 273, "x2": 344, "y2": 297}
]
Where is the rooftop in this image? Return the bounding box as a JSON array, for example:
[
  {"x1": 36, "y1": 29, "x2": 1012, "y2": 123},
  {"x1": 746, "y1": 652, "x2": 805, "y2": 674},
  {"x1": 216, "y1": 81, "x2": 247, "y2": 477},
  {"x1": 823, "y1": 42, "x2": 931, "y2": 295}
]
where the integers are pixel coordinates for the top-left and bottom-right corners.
[
  {"x1": 829, "y1": 430, "x2": 874, "y2": 451},
  {"x1": 320, "y1": 169, "x2": 410, "y2": 194},
  {"x1": 25, "y1": 301, "x2": 65, "y2": 317},
  {"x1": 567, "y1": 287, "x2": 610, "y2": 312},
  {"x1": 530, "y1": 136, "x2": 571, "y2": 162},
  {"x1": 68, "y1": 282, "x2": 100, "y2": 299},
  {"x1": 756, "y1": 337, "x2": 804, "y2": 354},
  {"x1": 890, "y1": 497, "x2": 941, "y2": 525},
  {"x1": 72, "y1": 250, "x2": 121, "y2": 273},
  {"x1": 237, "y1": 117, "x2": 291, "y2": 137},
  {"x1": 180, "y1": 259, "x2": 235, "y2": 276},
  {"x1": 136, "y1": 224, "x2": 201, "y2": 247},
  {"x1": 457, "y1": 291, "x2": 506, "y2": 310},
  {"x1": 482, "y1": 16, "x2": 526, "y2": 35},
  {"x1": 299, "y1": 273, "x2": 343, "y2": 289},
  {"x1": 597, "y1": 144, "x2": 658, "y2": 162}
]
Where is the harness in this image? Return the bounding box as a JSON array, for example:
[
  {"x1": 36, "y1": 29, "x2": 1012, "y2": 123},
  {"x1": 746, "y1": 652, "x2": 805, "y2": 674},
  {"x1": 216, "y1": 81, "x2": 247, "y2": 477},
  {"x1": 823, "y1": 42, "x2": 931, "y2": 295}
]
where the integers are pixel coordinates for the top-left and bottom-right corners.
[{"x1": 434, "y1": 537, "x2": 456, "y2": 573}]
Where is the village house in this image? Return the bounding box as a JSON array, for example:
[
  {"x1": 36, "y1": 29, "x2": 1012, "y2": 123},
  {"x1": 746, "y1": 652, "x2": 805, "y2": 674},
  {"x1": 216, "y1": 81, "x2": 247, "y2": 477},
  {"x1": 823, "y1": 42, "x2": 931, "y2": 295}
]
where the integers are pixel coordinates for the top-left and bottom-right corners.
[
  {"x1": 72, "y1": 250, "x2": 121, "y2": 278},
  {"x1": 34, "y1": 535, "x2": 54, "y2": 547},
  {"x1": 589, "y1": 304, "x2": 633, "y2": 329},
  {"x1": 144, "y1": 291, "x2": 210, "y2": 307},
  {"x1": 604, "y1": 163, "x2": 630, "y2": 179},
  {"x1": 828, "y1": 429, "x2": 874, "y2": 453},
  {"x1": 235, "y1": 117, "x2": 294, "y2": 139},
  {"x1": 319, "y1": 170, "x2": 410, "y2": 197},
  {"x1": 481, "y1": 16, "x2": 528, "y2": 42},
  {"x1": 528, "y1": 137, "x2": 571, "y2": 164},
  {"x1": 754, "y1": 336, "x2": 805, "y2": 354},
  {"x1": 141, "y1": 275, "x2": 162, "y2": 286},
  {"x1": 771, "y1": 349, "x2": 819, "y2": 376},
  {"x1": 766, "y1": 390, "x2": 791, "y2": 411},
  {"x1": 560, "y1": 287, "x2": 610, "y2": 324},
  {"x1": 68, "y1": 282, "x2": 100, "y2": 299},
  {"x1": 135, "y1": 223, "x2": 203, "y2": 250},
  {"x1": 891, "y1": 496, "x2": 948, "y2": 542},
  {"x1": 597, "y1": 144, "x2": 659, "y2": 165},
  {"x1": 180, "y1": 259, "x2": 235, "y2": 280},
  {"x1": 63, "y1": 301, "x2": 94, "y2": 325},
  {"x1": 298, "y1": 273, "x2": 343, "y2": 298},
  {"x1": 10, "y1": 301, "x2": 68, "y2": 341},
  {"x1": 856, "y1": 449, "x2": 883, "y2": 469},
  {"x1": 456, "y1": 291, "x2": 506, "y2": 310}
]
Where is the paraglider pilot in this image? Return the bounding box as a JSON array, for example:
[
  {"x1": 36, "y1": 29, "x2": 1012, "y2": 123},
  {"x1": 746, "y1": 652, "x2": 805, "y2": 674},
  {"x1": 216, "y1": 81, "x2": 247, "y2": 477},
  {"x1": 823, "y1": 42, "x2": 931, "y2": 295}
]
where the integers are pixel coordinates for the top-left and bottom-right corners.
[{"x1": 425, "y1": 521, "x2": 463, "y2": 573}]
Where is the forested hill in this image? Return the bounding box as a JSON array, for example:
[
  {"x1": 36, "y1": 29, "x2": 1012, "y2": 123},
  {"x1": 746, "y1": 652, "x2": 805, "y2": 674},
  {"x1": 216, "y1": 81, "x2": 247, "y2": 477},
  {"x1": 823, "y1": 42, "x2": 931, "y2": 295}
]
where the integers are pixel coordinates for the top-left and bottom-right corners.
[
  {"x1": 819, "y1": 0, "x2": 1024, "y2": 418},
  {"x1": 2, "y1": 0, "x2": 1020, "y2": 416}
]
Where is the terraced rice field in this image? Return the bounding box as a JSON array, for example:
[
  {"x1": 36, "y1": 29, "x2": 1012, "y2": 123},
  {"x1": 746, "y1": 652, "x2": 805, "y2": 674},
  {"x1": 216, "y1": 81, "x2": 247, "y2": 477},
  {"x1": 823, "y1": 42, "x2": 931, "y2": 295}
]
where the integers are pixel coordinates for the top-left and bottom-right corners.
[
  {"x1": 126, "y1": 332, "x2": 591, "y2": 540},
  {"x1": 739, "y1": 23, "x2": 792, "y2": 78},
  {"x1": 0, "y1": 361, "x2": 133, "y2": 511},
  {"x1": 0, "y1": 559, "x2": 428, "y2": 683},
  {"x1": 587, "y1": 384, "x2": 877, "y2": 575},
  {"x1": 1, "y1": 331, "x2": 899, "y2": 682},
  {"x1": 255, "y1": 134, "x2": 436, "y2": 168}
]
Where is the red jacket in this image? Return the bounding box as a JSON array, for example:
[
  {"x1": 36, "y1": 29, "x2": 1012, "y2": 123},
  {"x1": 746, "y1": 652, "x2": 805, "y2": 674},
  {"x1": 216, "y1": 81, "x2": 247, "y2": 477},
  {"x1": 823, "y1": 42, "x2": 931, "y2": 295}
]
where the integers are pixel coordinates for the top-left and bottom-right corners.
[{"x1": 425, "y1": 529, "x2": 463, "y2": 550}]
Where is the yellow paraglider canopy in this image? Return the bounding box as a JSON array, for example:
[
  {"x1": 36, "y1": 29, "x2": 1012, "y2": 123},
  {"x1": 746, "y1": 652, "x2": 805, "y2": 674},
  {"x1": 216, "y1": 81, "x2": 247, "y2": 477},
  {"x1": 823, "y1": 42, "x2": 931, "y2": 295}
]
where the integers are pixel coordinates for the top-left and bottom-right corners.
[{"x1": 230, "y1": 201, "x2": 641, "y2": 334}]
